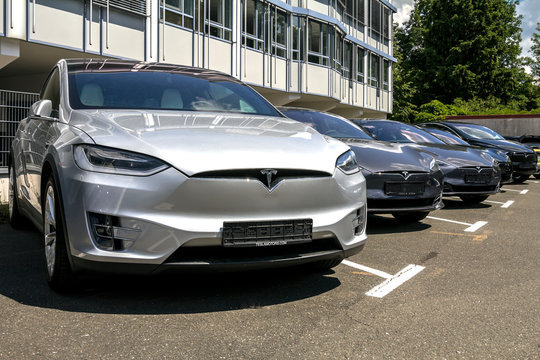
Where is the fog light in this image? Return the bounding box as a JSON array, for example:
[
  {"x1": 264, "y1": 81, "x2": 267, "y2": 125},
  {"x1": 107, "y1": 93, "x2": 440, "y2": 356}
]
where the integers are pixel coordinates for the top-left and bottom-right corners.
[
  {"x1": 353, "y1": 205, "x2": 367, "y2": 236},
  {"x1": 89, "y1": 213, "x2": 141, "y2": 251}
]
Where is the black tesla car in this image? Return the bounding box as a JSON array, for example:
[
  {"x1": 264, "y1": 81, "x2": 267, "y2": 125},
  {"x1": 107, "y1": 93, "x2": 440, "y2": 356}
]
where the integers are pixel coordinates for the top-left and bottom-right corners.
[
  {"x1": 422, "y1": 127, "x2": 513, "y2": 184},
  {"x1": 355, "y1": 119, "x2": 501, "y2": 204},
  {"x1": 280, "y1": 108, "x2": 444, "y2": 222},
  {"x1": 418, "y1": 121, "x2": 537, "y2": 183}
]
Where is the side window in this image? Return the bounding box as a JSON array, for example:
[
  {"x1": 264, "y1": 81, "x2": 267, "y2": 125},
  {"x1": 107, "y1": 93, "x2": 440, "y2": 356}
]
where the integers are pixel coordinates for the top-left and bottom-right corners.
[{"x1": 40, "y1": 68, "x2": 61, "y2": 118}]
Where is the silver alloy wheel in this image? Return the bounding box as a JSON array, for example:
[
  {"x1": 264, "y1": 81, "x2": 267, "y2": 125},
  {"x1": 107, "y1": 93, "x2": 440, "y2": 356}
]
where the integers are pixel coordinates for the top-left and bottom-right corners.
[
  {"x1": 8, "y1": 167, "x2": 14, "y2": 218},
  {"x1": 44, "y1": 185, "x2": 57, "y2": 277}
]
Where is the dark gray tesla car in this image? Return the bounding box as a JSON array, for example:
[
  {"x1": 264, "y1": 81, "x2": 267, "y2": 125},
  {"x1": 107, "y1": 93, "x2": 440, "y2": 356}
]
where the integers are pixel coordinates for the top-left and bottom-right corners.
[
  {"x1": 280, "y1": 108, "x2": 444, "y2": 222},
  {"x1": 418, "y1": 121, "x2": 537, "y2": 183},
  {"x1": 420, "y1": 127, "x2": 513, "y2": 184},
  {"x1": 355, "y1": 119, "x2": 502, "y2": 204}
]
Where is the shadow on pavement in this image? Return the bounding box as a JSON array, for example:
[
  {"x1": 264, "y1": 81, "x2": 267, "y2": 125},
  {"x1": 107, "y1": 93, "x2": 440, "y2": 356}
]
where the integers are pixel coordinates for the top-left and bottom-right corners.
[
  {"x1": 366, "y1": 214, "x2": 431, "y2": 235},
  {"x1": 0, "y1": 224, "x2": 341, "y2": 315},
  {"x1": 439, "y1": 198, "x2": 492, "y2": 211}
]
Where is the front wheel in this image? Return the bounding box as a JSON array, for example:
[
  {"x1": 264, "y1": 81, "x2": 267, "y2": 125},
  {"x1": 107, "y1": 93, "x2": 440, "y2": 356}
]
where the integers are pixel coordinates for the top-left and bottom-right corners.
[
  {"x1": 392, "y1": 211, "x2": 429, "y2": 223},
  {"x1": 459, "y1": 195, "x2": 489, "y2": 204},
  {"x1": 43, "y1": 176, "x2": 76, "y2": 292}
]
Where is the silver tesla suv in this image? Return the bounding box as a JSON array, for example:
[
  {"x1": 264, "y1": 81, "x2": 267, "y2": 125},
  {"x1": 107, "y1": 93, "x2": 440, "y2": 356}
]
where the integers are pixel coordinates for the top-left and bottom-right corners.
[{"x1": 8, "y1": 59, "x2": 367, "y2": 291}]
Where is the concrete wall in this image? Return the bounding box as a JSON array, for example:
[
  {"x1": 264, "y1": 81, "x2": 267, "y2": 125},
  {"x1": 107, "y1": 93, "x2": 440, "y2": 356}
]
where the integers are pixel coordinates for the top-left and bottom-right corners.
[{"x1": 446, "y1": 115, "x2": 540, "y2": 137}]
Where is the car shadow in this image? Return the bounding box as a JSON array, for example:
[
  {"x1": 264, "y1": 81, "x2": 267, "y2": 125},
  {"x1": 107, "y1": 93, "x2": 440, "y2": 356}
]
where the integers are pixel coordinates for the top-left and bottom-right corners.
[
  {"x1": 0, "y1": 224, "x2": 341, "y2": 315},
  {"x1": 366, "y1": 214, "x2": 431, "y2": 235},
  {"x1": 440, "y1": 198, "x2": 492, "y2": 210}
]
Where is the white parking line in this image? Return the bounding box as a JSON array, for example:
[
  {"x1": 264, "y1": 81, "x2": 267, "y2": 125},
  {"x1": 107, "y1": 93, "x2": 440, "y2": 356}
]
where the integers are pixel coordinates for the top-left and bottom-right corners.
[
  {"x1": 485, "y1": 200, "x2": 514, "y2": 208},
  {"x1": 342, "y1": 260, "x2": 392, "y2": 279},
  {"x1": 504, "y1": 188, "x2": 529, "y2": 194},
  {"x1": 365, "y1": 264, "x2": 425, "y2": 298},
  {"x1": 342, "y1": 260, "x2": 425, "y2": 298},
  {"x1": 426, "y1": 216, "x2": 487, "y2": 232}
]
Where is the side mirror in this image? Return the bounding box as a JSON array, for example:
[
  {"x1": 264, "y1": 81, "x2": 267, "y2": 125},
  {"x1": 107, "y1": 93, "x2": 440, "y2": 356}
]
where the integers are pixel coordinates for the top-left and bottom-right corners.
[{"x1": 29, "y1": 100, "x2": 53, "y2": 118}]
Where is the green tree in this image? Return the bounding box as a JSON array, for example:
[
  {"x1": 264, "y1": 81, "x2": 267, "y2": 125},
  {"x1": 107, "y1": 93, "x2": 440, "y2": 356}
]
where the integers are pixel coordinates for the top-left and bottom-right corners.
[
  {"x1": 397, "y1": 0, "x2": 528, "y2": 106},
  {"x1": 531, "y1": 22, "x2": 540, "y2": 81}
]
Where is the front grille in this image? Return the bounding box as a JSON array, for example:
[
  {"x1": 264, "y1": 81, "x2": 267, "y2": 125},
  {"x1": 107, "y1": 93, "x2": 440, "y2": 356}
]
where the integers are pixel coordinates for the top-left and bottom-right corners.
[
  {"x1": 510, "y1": 153, "x2": 536, "y2": 162},
  {"x1": 193, "y1": 169, "x2": 331, "y2": 189},
  {"x1": 164, "y1": 238, "x2": 341, "y2": 264},
  {"x1": 368, "y1": 197, "x2": 436, "y2": 209}
]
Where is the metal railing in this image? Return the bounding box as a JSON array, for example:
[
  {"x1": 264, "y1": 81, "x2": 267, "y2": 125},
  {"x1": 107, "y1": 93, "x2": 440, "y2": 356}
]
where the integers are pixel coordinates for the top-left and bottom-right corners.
[{"x1": 0, "y1": 90, "x2": 40, "y2": 172}]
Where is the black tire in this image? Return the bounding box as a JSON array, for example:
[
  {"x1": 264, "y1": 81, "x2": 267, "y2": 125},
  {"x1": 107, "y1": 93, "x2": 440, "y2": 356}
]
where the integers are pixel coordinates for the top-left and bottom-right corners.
[
  {"x1": 392, "y1": 211, "x2": 429, "y2": 223},
  {"x1": 513, "y1": 174, "x2": 530, "y2": 183},
  {"x1": 43, "y1": 176, "x2": 76, "y2": 292},
  {"x1": 8, "y1": 161, "x2": 25, "y2": 229},
  {"x1": 534, "y1": 174, "x2": 540, "y2": 179},
  {"x1": 459, "y1": 195, "x2": 489, "y2": 204}
]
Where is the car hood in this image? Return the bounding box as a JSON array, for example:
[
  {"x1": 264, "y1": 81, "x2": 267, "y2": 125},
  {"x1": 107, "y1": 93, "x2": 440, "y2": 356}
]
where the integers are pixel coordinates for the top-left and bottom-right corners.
[
  {"x1": 338, "y1": 139, "x2": 433, "y2": 173},
  {"x1": 68, "y1": 110, "x2": 349, "y2": 175},
  {"x1": 466, "y1": 138, "x2": 535, "y2": 153},
  {"x1": 407, "y1": 143, "x2": 493, "y2": 167}
]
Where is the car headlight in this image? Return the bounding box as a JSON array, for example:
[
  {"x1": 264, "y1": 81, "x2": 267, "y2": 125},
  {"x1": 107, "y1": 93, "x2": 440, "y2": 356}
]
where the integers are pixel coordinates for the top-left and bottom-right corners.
[
  {"x1": 74, "y1": 145, "x2": 169, "y2": 176},
  {"x1": 429, "y1": 158, "x2": 439, "y2": 172},
  {"x1": 336, "y1": 150, "x2": 360, "y2": 175}
]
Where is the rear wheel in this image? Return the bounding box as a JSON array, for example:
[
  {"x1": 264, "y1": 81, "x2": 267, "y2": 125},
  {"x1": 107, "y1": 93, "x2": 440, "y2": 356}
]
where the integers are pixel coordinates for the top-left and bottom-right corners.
[
  {"x1": 8, "y1": 161, "x2": 25, "y2": 228},
  {"x1": 392, "y1": 211, "x2": 429, "y2": 223},
  {"x1": 43, "y1": 176, "x2": 76, "y2": 292},
  {"x1": 459, "y1": 195, "x2": 489, "y2": 204},
  {"x1": 513, "y1": 174, "x2": 530, "y2": 183}
]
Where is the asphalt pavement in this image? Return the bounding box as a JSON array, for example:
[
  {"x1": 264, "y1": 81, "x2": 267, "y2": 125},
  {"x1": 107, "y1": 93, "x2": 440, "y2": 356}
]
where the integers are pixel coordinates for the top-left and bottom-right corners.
[{"x1": 0, "y1": 180, "x2": 538, "y2": 359}]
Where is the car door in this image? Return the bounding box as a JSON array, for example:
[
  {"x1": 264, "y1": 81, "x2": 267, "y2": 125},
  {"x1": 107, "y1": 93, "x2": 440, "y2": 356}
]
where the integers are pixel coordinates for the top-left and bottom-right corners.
[{"x1": 19, "y1": 67, "x2": 61, "y2": 222}]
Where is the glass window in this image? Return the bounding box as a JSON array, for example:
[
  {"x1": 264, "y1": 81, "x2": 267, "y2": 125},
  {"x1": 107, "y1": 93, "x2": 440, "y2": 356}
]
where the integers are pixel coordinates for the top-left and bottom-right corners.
[
  {"x1": 333, "y1": 31, "x2": 342, "y2": 72},
  {"x1": 272, "y1": 9, "x2": 287, "y2": 58},
  {"x1": 282, "y1": 109, "x2": 373, "y2": 140},
  {"x1": 383, "y1": 7, "x2": 391, "y2": 45},
  {"x1": 370, "y1": 0, "x2": 381, "y2": 41},
  {"x1": 308, "y1": 20, "x2": 330, "y2": 66},
  {"x1": 41, "y1": 68, "x2": 60, "y2": 117},
  {"x1": 361, "y1": 121, "x2": 445, "y2": 144},
  {"x1": 292, "y1": 16, "x2": 305, "y2": 61},
  {"x1": 343, "y1": 41, "x2": 353, "y2": 79},
  {"x1": 452, "y1": 124, "x2": 505, "y2": 140},
  {"x1": 206, "y1": 0, "x2": 232, "y2": 41},
  {"x1": 243, "y1": 0, "x2": 264, "y2": 50},
  {"x1": 357, "y1": 48, "x2": 365, "y2": 83},
  {"x1": 162, "y1": 0, "x2": 195, "y2": 30},
  {"x1": 368, "y1": 53, "x2": 380, "y2": 88},
  {"x1": 68, "y1": 71, "x2": 282, "y2": 117},
  {"x1": 383, "y1": 59, "x2": 390, "y2": 90}
]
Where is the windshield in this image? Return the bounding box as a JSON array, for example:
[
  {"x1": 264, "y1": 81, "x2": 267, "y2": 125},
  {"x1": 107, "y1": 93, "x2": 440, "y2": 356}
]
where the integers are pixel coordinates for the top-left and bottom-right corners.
[
  {"x1": 451, "y1": 123, "x2": 505, "y2": 140},
  {"x1": 360, "y1": 121, "x2": 446, "y2": 144},
  {"x1": 68, "y1": 71, "x2": 282, "y2": 117},
  {"x1": 426, "y1": 128, "x2": 469, "y2": 145},
  {"x1": 281, "y1": 109, "x2": 373, "y2": 140}
]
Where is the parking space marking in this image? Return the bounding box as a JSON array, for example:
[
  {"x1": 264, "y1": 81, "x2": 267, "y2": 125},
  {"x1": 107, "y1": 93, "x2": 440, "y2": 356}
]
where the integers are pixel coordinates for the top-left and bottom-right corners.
[
  {"x1": 365, "y1": 264, "x2": 425, "y2": 298},
  {"x1": 426, "y1": 216, "x2": 488, "y2": 232},
  {"x1": 342, "y1": 260, "x2": 392, "y2": 279},
  {"x1": 485, "y1": 200, "x2": 514, "y2": 208},
  {"x1": 503, "y1": 188, "x2": 529, "y2": 194}
]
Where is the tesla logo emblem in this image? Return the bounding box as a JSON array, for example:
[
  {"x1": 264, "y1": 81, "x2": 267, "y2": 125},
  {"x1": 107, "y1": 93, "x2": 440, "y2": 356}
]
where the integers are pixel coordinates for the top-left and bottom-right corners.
[
  {"x1": 401, "y1": 171, "x2": 411, "y2": 180},
  {"x1": 260, "y1": 169, "x2": 278, "y2": 190},
  {"x1": 476, "y1": 166, "x2": 482, "y2": 173}
]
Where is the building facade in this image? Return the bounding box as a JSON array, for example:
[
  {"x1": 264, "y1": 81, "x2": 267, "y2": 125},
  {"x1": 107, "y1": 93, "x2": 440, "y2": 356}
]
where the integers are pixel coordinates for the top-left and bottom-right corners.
[{"x1": 0, "y1": 0, "x2": 396, "y2": 119}]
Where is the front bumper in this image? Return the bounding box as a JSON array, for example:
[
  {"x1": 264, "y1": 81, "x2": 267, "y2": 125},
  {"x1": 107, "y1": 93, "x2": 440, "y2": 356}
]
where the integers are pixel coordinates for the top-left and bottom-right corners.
[
  {"x1": 59, "y1": 161, "x2": 367, "y2": 274},
  {"x1": 441, "y1": 166, "x2": 501, "y2": 196},
  {"x1": 364, "y1": 170, "x2": 444, "y2": 214},
  {"x1": 509, "y1": 152, "x2": 537, "y2": 175}
]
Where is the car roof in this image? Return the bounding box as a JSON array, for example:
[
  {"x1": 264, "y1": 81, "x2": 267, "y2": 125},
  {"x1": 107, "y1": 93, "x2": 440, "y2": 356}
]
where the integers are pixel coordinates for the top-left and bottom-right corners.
[{"x1": 63, "y1": 59, "x2": 242, "y2": 84}]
